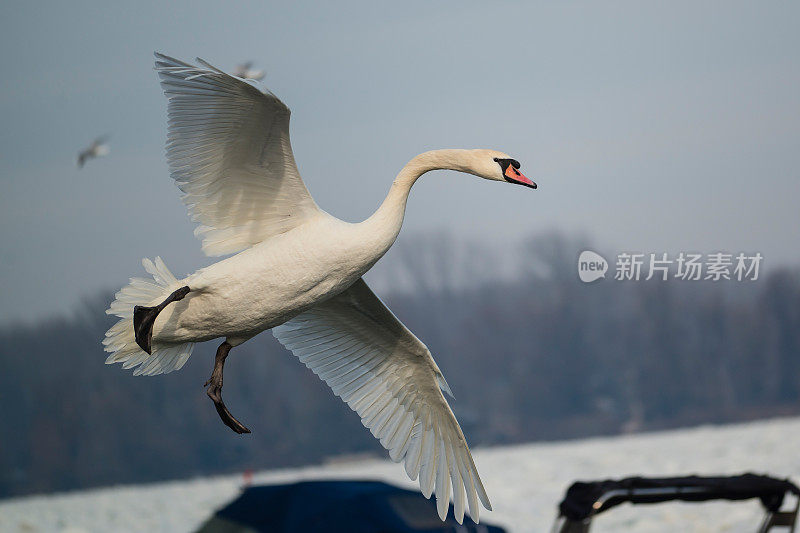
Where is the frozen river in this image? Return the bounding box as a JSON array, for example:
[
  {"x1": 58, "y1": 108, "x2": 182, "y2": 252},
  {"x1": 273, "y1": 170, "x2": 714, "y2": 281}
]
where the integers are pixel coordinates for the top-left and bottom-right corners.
[{"x1": 3, "y1": 416, "x2": 800, "y2": 532}]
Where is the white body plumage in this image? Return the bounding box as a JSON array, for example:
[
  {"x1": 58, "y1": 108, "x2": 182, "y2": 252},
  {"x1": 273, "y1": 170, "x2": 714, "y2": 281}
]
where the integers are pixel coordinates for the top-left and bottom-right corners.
[{"x1": 156, "y1": 212, "x2": 392, "y2": 345}]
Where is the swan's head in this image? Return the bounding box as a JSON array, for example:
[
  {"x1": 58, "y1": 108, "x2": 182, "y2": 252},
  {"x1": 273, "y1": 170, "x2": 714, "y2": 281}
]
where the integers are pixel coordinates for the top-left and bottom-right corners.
[{"x1": 462, "y1": 149, "x2": 537, "y2": 189}]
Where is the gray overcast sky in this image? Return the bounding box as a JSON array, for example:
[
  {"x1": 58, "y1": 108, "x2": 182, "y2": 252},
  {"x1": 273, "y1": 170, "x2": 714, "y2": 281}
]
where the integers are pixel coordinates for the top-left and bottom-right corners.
[{"x1": 1, "y1": 1, "x2": 798, "y2": 324}]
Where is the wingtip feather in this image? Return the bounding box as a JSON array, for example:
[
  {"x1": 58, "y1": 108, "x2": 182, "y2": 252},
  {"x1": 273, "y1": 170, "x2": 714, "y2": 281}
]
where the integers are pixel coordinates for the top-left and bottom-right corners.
[{"x1": 437, "y1": 373, "x2": 454, "y2": 398}]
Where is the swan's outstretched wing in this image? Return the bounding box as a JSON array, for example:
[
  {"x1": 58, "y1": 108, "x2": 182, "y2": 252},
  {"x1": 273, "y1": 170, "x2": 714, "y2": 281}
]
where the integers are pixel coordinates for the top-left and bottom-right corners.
[
  {"x1": 272, "y1": 278, "x2": 492, "y2": 523},
  {"x1": 154, "y1": 53, "x2": 320, "y2": 256}
]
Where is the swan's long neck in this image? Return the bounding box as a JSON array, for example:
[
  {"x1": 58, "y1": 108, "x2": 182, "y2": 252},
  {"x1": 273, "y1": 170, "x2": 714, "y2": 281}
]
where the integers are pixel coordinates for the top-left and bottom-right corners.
[{"x1": 364, "y1": 149, "x2": 474, "y2": 245}]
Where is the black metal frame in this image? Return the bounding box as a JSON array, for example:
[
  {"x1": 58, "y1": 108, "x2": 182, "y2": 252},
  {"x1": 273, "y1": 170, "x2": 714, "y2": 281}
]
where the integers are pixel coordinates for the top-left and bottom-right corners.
[{"x1": 552, "y1": 476, "x2": 800, "y2": 533}]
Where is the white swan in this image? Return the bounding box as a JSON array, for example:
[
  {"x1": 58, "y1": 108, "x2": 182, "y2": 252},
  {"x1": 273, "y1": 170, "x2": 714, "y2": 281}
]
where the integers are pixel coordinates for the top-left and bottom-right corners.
[{"x1": 103, "y1": 53, "x2": 536, "y2": 523}]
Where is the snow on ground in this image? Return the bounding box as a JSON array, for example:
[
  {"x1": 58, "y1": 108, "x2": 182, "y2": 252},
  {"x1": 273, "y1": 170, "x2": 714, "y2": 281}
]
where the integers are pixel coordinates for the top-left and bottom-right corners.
[{"x1": 2, "y1": 417, "x2": 800, "y2": 533}]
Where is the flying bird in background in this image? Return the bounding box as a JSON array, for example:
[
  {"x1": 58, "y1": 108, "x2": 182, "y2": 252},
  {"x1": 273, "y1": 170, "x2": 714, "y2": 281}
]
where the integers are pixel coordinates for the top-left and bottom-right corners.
[
  {"x1": 103, "y1": 53, "x2": 537, "y2": 523},
  {"x1": 233, "y1": 61, "x2": 265, "y2": 80},
  {"x1": 77, "y1": 136, "x2": 109, "y2": 168}
]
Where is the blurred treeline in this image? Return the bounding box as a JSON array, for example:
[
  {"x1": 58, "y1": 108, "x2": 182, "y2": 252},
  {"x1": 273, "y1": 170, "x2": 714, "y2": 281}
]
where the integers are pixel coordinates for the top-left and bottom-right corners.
[{"x1": 2, "y1": 233, "x2": 800, "y2": 498}]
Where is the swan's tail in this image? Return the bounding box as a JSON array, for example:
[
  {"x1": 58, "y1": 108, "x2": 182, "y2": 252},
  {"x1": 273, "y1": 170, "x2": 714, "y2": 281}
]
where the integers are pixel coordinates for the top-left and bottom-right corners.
[{"x1": 103, "y1": 257, "x2": 194, "y2": 376}]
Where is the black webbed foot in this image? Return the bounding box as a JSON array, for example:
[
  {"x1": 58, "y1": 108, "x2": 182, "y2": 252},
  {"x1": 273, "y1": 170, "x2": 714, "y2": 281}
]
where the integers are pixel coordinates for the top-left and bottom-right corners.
[
  {"x1": 205, "y1": 341, "x2": 251, "y2": 434},
  {"x1": 133, "y1": 285, "x2": 190, "y2": 354}
]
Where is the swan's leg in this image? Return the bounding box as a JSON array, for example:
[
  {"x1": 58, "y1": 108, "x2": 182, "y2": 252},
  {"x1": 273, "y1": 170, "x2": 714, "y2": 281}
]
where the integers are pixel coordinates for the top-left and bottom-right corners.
[
  {"x1": 133, "y1": 285, "x2": 191, "y2": 354},
  {"x1": 205, "y1": 341, "x2": 251, "y2": 434}
]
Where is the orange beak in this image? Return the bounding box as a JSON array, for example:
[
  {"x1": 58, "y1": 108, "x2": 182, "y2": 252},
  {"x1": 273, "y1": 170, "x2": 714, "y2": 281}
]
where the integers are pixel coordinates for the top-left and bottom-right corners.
[{"x1": 504, "y1": 165, "x2": 537, "y2": 189}]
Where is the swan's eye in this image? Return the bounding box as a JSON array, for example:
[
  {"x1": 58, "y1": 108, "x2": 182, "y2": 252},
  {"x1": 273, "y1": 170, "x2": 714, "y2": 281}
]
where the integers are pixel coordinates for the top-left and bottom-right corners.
[{"x1": 494, "y1": 158, "x2": 519, "y2": 173}]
